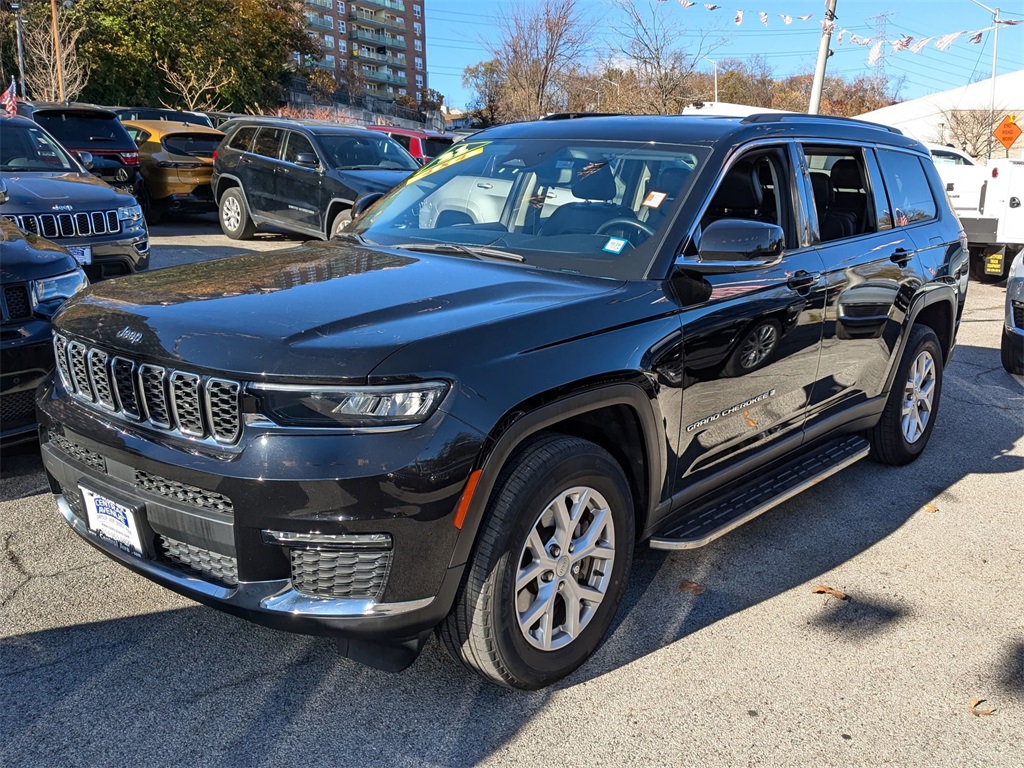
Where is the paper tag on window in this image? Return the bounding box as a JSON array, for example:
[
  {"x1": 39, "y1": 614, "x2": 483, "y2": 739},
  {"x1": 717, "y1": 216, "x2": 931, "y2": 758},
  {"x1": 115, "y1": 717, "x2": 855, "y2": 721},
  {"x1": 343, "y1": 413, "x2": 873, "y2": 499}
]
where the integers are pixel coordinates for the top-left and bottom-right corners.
[
  {"x1": 603, "y1": 237, "x2": 628, "y2": 254},
  {"x1": 642, "y1": 191, "x2": 668, "y2": 208}
]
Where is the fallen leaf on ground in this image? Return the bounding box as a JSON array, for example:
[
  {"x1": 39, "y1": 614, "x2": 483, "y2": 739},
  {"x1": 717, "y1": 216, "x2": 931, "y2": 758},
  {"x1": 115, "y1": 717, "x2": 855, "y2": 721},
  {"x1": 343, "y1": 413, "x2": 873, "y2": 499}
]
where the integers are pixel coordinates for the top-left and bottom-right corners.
[
  {"x1": 969, "y1": 698, "x2": 996, "y2": 716},
  {"x1": 811, "y1": 584, "x2": 849, "y2": 601},
  {"x1": 922, "y1": 503, "x2": 940, "y2": 513},
  {"x1": 678, "y1": 579, "x2": 706, "y2": 596}
]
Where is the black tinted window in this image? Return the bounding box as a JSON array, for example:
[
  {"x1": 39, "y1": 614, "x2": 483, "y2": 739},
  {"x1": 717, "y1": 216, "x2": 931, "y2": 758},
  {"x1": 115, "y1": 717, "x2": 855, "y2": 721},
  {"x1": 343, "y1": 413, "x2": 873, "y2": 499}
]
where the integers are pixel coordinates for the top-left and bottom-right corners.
[
  {"x1": 228, "y1": 126, "x2": 256, "y2": 151},
  {"x1": 252, "y1": 128, "x2": 283, "y2": 159},
  {"x1": 389, "y1": 133, "x2": 412, "y2": 150},
  {"x1": 33, "y1": 112, "x2": 133, "y2": 148},
  {"x1": 424, "y1": 137, "x2": 454, "y2": 157},
  {"x1": 803, "y1": 147, "x2": 877, "y2": 241},
  {"x1": 162, "y1": 133, "x2": 222, "y2": 157},
  {"x1": 876, "y1": 149, "x2": 937, "y2": 227},
  {"x1": 283, "y1": 132, "x2": 316, "y2": 164}
]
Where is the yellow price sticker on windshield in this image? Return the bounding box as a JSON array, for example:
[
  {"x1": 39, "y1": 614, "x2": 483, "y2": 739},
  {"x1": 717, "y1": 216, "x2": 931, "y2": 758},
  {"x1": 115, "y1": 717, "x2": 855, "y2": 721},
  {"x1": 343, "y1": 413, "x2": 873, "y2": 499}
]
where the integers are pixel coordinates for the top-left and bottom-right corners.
[{"x1": 403, "y1": 141, "x2": 490, "y2": 186}]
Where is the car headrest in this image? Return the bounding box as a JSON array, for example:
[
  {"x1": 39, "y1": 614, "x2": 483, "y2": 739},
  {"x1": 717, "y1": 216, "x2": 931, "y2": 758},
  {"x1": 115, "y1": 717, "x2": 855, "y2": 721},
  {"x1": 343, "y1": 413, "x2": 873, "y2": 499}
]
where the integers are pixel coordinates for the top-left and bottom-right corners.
[
  {"x1": 830, "y1": 159, "x2": 864, "y2": 191},
  {"x1": 714, "y1": 160, "x2": 762, "y2": 210},
  {"x1": 654, "y1": 166, "x2": 692, "y2": 195},
  {"x1": 810, "y1": 172, "x2": 834, "y2": 208},
  {"x1": 570, "y1": 164, "x2": 617, "y2": 201}
]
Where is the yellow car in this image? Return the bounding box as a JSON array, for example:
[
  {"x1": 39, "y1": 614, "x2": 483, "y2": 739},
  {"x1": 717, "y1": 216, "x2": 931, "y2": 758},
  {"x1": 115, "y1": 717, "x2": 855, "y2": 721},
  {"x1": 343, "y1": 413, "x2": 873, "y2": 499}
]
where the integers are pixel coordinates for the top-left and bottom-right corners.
[{"x1": 122, "y1": 120, "x2": 224, "y2": 224}]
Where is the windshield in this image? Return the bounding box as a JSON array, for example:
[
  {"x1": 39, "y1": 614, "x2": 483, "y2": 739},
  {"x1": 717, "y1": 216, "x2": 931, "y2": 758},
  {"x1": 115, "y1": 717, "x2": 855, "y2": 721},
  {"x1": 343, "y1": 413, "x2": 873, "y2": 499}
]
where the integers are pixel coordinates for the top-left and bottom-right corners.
[
  {"x1": 33, "y1": 111, "x2": 133, "y2": 148},
  {"x1": 0, "y1": 122, "x2": 78, "y2": 173},
  {"x1": 316, "y1": 134, "x2": 420, "y2": 171},
  {"x1": 351, "y1": 138, "x2": 707, "y2": 280}
]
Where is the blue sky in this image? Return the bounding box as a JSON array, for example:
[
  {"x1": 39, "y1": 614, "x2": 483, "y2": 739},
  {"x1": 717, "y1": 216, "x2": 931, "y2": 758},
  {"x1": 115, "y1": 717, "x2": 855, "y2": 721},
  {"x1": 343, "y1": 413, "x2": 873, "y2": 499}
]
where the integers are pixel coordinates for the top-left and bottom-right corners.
[{"x1": 424, "y1": 0, "x2": 1024, "y2": 111}]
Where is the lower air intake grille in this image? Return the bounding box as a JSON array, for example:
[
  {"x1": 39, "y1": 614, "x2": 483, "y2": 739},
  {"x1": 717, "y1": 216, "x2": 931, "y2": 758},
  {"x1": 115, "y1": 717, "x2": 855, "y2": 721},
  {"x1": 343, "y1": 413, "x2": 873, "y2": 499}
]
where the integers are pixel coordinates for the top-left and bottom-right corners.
[
  {"x1": 0, "y1": 389, "x2": 37, "y2": 427},
  {"x1": 48, "y1": 433, "x2": 107, "y2": 473},
  {"x1": 2, "y1": 284, "x2": 31, "y2": 321},
  {"x1": 290, "y1": 549, "x2": 392, "y2": 599},
  {"x1": 159, "y1": 536, "x2": 238, "y2": 586},
  {"x1": 134, "y1": 470, "x2": 233, "y2": 515},
  {"x1": 1013, "y1": 300, "x2": 1023, "y2": 329}
]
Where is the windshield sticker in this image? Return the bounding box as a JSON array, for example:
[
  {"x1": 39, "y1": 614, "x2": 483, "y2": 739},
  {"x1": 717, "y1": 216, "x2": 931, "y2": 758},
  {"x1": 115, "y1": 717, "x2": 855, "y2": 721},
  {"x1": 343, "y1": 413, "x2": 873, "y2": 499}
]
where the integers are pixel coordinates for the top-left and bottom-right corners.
[
  {"x1": 642, "y1": 191, "x2": 667, "y2": 208},
  {"x1": 603, "y1": 237, "x2": 628, "y2": 254},
  {"x1": 403, "y1": 141, "x2": 490, "y2": 185},
  {"x1": 578, "y1": 161, "x2": 607, "y2": 178}
]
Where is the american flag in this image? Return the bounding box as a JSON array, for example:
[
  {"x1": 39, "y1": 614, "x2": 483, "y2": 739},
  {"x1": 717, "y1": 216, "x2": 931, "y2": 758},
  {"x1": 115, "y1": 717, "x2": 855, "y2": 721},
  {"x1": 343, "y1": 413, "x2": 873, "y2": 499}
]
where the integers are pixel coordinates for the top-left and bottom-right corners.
[{"x1": 0, "y1": 77, "x2": 16, "y2": 117}]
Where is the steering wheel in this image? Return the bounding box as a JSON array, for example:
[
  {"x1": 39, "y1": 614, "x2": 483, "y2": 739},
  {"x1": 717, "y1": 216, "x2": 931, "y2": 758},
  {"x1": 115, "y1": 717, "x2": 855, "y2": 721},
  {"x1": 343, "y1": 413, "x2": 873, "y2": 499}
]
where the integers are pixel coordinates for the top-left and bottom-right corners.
[{"x1": 595, "y1": 217, "x2": 656, "y2": 238}]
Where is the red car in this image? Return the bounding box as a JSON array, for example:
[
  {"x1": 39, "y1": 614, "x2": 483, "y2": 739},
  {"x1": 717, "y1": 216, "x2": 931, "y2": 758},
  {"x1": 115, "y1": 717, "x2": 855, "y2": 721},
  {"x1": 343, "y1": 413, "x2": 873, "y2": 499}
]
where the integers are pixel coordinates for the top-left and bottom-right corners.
[{"x1": 365, "y1": 125, "x2": 454, "y2": 164}]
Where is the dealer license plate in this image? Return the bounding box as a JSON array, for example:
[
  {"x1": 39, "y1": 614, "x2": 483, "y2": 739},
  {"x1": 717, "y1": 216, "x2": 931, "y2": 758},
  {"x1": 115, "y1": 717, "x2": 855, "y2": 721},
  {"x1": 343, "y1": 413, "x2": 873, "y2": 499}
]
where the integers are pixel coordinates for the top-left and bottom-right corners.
[
  {"x1": 82, "y1": 487, "x2": 143, "y2": 557},
  {"x1": 67, "y1": 245, "x2": 92, "y2": 266}
]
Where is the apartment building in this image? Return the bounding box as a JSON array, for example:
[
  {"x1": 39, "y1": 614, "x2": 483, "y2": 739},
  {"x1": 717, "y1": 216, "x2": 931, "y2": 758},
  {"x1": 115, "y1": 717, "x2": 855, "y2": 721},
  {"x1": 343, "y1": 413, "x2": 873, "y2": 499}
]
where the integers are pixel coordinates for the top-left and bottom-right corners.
[{"x1": 302, "y1": 0, "x2": 428, "y2": 103}]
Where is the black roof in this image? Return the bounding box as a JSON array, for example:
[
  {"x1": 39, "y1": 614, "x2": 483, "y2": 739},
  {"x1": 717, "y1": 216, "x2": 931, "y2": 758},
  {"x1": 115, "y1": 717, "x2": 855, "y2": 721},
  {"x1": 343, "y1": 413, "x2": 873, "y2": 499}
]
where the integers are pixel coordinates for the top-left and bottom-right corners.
[
  {"x1": 478, "y1": 113, "x2": 922, "y2": 153},
  {"x1": 218, "y1": 115, "x2": 368, "y2": 134},
  {"x1": 17, "y1": 102, "x2": 117, "y2": 117}
]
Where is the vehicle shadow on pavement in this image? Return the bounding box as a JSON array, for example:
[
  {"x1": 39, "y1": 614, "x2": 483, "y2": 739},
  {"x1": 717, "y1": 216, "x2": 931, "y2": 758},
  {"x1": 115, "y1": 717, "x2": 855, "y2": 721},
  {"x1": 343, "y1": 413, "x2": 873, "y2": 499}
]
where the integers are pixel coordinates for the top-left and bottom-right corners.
[{"x1": 1, "y1": 343, "x2": 1021, "y2": 765}]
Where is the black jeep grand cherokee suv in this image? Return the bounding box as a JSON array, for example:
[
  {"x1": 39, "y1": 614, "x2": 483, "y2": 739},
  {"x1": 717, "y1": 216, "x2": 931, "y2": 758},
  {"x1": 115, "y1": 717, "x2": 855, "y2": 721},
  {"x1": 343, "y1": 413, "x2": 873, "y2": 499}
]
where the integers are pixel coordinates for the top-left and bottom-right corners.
[{"x1": 38, "y1": 114, "x2": 968, "y2": 689}]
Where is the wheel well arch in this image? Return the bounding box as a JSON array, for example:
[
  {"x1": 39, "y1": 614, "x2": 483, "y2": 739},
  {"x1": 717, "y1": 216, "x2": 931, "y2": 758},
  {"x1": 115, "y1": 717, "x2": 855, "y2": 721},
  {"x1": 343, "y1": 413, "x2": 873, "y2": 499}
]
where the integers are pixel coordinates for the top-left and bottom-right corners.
[
  {"x1": 912, "y1": 298, "x2": 954, "y2": 363},
  {"x1": 325, "y1": 198, "x2": 355, "y2": 236},
  {"x1": 215, "y1": 175, "x2": 240, "y2": 201},
  {"x1": 448, "y1": 383, "x2": 664, "y2": 569}
]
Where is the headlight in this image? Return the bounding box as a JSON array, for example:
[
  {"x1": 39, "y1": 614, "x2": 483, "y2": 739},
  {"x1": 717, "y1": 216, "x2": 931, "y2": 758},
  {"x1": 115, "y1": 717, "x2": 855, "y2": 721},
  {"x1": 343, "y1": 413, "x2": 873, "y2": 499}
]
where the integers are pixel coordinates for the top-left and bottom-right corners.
[
  {"x1": 31, "y1": 269, "x2": 88, "y2": 308},
  {"x1": 117, "y1": 204, "x2": 144, "y2": 223},
  {"x1": 252, "y1": 381, "x2": 449, "y2": 428}
]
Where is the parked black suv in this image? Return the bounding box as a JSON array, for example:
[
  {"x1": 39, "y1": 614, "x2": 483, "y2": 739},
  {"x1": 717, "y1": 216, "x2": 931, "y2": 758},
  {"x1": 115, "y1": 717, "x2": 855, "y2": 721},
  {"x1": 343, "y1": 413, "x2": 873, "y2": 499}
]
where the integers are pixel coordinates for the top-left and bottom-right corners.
[
  {"x1": 0, "y1": 215, "x2": 87, "y2": 444},
  {"x1": 38, "y1": 114, "x2": 968, "y2": 689},
  {"x1": 17, "y1": 103, "x2": 143, "y2": 198},
  {"x1": 212, "y1": 118, "x2": 418, "y2": 240},
  {"x1": 0, "y1": 116, "x2": 150, "y2": 281}
]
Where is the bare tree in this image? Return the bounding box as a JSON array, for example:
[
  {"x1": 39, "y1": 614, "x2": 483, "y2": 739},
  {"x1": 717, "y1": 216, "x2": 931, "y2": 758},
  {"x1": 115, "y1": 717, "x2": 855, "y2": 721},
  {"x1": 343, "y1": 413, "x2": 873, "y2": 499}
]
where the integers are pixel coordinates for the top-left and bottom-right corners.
[
  {"x1": 487, "y1": 0, "x2": 592, "y2": 121},
  {"x1": 935, "y1": 108, "x2": 1006, "y2": 159},
  {"x1": 23, "y1": 7, "x2": 90, "y2": 101},
  {"x1": 158, "y1": 57, "x2": 230, "y2": 112},
  {"x1": 614, "y1": 0, "x2": 721, "y2": 114}
]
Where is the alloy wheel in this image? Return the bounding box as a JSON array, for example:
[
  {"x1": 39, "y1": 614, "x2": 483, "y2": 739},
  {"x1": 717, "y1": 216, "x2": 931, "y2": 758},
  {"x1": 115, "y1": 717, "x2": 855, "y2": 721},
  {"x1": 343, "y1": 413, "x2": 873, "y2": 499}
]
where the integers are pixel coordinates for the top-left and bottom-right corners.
[
  {"x1": 222, "y1": 196, "x2": 241, "y2": 232},
  {"x1": 901, "y1": 349, "x2": 936, "y2": 443}
]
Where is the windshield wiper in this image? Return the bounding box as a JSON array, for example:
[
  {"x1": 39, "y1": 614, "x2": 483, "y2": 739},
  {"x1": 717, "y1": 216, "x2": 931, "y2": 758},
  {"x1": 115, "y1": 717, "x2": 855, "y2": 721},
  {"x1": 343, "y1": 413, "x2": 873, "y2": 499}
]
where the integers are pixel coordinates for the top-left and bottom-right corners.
[
  {"x1": 333, "y1": 231, "x2": 376, "y2": 246},
  {"x1": 389, "y1": 242, "x2": 524, "y2": 263}
]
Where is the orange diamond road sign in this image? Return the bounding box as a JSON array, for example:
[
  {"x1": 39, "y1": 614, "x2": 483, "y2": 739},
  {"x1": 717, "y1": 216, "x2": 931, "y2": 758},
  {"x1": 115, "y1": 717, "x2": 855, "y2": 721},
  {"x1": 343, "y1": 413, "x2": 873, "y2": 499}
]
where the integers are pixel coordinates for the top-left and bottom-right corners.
[{"x1": 994, "y1": 115, "x2": 1021, "y2": 150}]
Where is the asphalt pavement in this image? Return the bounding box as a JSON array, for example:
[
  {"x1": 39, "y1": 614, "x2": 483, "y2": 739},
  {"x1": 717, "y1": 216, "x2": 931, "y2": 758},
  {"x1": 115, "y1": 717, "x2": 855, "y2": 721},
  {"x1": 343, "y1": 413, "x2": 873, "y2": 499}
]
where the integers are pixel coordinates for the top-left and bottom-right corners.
[{"x1": 1, "y1": 224, "x2": 1021, "y2": 766}]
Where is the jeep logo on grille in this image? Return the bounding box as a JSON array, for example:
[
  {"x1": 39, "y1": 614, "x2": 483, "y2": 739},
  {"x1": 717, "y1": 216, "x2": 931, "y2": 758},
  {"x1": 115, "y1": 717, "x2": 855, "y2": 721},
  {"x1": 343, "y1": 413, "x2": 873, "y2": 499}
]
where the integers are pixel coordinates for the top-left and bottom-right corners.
[
  {"x1": 116, "y1": 327, "x2": 144, "y2": 345},
  {"x1": 51, "y1": 204, "x2": 73, "y2": 211}
]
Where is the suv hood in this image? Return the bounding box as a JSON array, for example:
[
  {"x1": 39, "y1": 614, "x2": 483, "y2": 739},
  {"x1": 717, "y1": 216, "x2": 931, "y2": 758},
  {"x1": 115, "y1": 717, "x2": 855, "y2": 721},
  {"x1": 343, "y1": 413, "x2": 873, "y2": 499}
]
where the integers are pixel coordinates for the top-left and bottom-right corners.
[
  {"x1": 54, "y1": 240, "x2": 623, "y2": 378},
  {"x1": 330, "y1": 168, "x2": 413, "y2": 195},
  {"x1": 0, "y1": 172, "x2": 130, "y2": 209},
  {"x1": 0, "y1": 218, "x2": 78, "y2": 280}
]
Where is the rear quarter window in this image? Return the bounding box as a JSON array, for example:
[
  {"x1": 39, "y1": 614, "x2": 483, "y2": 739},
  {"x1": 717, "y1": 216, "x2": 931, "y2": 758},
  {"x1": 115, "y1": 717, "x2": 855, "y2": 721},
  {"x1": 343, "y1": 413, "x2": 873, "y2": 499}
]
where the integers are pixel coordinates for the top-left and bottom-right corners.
[
  {"x1": 227, "y1": 126, "x2": 257, "y2": 151},
  {"x1": 876, "y1": 149, "x2": 937, "y2": 227}
]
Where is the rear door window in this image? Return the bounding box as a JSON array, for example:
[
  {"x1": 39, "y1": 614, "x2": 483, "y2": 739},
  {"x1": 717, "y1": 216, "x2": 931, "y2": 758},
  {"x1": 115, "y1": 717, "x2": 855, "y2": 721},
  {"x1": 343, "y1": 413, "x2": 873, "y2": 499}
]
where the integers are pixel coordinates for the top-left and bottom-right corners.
[
  {"x1": 252, "y1": 128, "x2": 284, "y2": 159},
  {"x1": 389, "y1": 133, "x2": 412, "y2": 151},
  {"x1": 802, "y1": 147, "x2": 878, "y2": 241},
  {"x1": 875, "y1": 149, "x2": 937, "y2": 227},
  {"x1": 424, "y1": 137, "x2": 454, "y2": 157}
]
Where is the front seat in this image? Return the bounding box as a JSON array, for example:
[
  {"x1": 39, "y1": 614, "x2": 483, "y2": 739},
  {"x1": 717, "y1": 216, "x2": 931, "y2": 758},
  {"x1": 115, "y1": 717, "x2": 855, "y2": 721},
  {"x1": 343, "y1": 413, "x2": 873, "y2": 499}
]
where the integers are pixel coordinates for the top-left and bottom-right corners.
[
  {"x1": 539, "y1": 164, "x2": 634, "y2": 236},
  {"x1": 704, "y1": 159, "x2": 766, "y2": 223}
]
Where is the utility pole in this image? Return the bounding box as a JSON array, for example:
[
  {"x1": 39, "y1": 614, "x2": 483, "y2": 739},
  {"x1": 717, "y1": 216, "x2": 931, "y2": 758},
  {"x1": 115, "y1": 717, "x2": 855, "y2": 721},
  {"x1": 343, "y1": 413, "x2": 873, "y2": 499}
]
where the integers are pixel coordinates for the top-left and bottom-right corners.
[
  {"x1": 11, "y1": 2, "x2": 26, "y2": 99},
  {"x1": 50, "y1": 0, "x2": 65, "y2": 101},
  {"x1": 702, "y1": 57, "x2": 718, "y2": 103},
  {"x1": 970, "y1": 0, "x2": 1000, "y2": 160},
  {"x1": 808, "y1": 0, "x2": 837, "y2": 114}
]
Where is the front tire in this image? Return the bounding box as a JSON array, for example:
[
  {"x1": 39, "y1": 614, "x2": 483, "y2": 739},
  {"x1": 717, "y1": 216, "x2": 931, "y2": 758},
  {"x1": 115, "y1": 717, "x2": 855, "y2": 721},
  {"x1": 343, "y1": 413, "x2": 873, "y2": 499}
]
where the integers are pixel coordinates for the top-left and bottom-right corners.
[
  {"x1": 868, "y1": 325, "x2": 944, "y2": 466},
  {"x1": 219, "y1": 188, "x2": 256, "y2": 240},
  {"x1": 437, "y1": 434, "x2": 634, "y2": 690},
  {"x1": 1002, "y1": 328, "x2": 1024, "y2": 374},
  {"x1": 330, "y1": 209, "x2": 352, "y2": 238}
]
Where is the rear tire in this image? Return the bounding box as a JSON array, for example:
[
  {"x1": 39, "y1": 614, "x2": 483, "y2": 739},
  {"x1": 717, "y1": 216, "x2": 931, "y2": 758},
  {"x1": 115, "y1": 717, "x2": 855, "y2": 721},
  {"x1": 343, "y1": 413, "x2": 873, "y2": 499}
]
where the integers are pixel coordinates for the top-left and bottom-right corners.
[
  {"x1": 437, "y1": 434, "x2": 634, "y2": 690},
  {"x1": 1002, "y1": 328, "x2": 1024, "y2": 375},
  {"x1": 868, "y1": 325, "x2": 944, "y2": 466},
  {"x1": 219, "y1": 188, "x2": 256, "y2": 240},
  {"x1": 141, "y1": 186, "x2": 164, "y2": 225}
]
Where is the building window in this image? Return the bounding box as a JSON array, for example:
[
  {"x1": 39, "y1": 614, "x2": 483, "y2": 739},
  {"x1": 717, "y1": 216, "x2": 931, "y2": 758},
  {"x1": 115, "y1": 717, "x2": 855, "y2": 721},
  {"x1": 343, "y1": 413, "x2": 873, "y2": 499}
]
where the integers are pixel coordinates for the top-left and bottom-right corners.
[
  {"x1": 415, "y1": 74, "x2": 423, "y2": 87},
  {"x1": 414, "y1": 56, "x2": 423, "y2": 70},
  {"x1": 413, "y1": 22, "x2": 422, "y2": 35},
  {"x1": 337, "y1": 1, "x2": 345, "y2": 12},
  {"x1": 413, "y1": 4, "x2": 421, "y2": 17},
  {"x1": 324, "y1": 35, "x2": 335, "y2": 49},
  {"x1": 399, "y1": 88, "x2": 407, "y2": 95},
  {"x1": 339, "y1": 21, "x2": 346, "y2": 33},
  {"x1": 414, "y1": 39, "x2": 422, "y2": 52}
]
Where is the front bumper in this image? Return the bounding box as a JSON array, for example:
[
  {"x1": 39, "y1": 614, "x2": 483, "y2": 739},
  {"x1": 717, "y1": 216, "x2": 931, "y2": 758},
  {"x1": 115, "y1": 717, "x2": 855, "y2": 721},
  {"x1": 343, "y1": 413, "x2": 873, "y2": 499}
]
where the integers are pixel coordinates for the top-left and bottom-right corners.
[
  {"x1": 37, "y1": 389, "x2": 482, "y2": 666},
  {"x1": 1, "y1": 320, "x2": 55, "y2": 444}
]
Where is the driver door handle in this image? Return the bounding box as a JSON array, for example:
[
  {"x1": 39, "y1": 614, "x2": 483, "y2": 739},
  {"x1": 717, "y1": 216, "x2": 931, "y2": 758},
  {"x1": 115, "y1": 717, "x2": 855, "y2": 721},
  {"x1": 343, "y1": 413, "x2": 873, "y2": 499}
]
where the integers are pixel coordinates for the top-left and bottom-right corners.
[{"x1": 787, "y1": 270, "x2": 820, "y2": 291}]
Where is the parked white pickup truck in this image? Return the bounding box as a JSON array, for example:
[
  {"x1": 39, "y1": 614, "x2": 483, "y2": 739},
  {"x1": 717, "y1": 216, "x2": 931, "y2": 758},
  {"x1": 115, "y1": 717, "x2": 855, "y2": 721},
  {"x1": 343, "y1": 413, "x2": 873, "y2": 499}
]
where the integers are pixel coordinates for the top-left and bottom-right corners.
[{"x1": 931, "y1": 147, "x2": 1024, "y2": 283}]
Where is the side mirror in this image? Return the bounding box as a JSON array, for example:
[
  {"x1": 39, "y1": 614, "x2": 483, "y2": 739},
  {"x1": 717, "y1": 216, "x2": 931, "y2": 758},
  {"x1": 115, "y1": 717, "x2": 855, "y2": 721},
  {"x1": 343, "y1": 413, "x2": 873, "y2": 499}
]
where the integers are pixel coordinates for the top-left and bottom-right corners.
[
  {"x1": 0, "y1": 178, "x2": 8, "y2": 205},
  {"x1": 76, "y1": 151, "x2": 94, "y2": 170},
  {"x1": 352, "y1": 192, "x2": 385, "y2": 220},
  {"x1": 685, "y1": 219, "x2": 785, "y2": 273},
  {"x1": 294, "y1": 152, "x2": 319, "y2": 169}
]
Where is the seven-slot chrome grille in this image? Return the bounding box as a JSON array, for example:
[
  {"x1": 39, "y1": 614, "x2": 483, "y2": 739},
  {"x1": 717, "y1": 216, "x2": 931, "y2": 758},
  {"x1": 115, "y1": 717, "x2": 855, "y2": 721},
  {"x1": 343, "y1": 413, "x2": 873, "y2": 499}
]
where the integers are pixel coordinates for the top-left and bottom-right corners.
[
  {"x1": 1, "y1": 211, "x2": 121, "y2": 239},
  {"x1": 53, "y1": 334, "x2": 242, "y2": 445}
]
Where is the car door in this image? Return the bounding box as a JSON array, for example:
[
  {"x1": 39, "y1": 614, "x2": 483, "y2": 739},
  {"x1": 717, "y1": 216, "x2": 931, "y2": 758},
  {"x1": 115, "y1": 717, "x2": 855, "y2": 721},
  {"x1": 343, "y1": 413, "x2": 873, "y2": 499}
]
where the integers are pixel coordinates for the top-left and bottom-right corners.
[
  {"x1": 245, "y1": 127, "x2": 285, "y2": 220},
  {"x1": 801, "y1": 143, "x2": 928, "y2": 435},
  {"x1": 276, "y1": 131, "x2": 324, "y2": 234},
  {"x1": 673, "y1": 143, "x2": 827, "y2": 489}
]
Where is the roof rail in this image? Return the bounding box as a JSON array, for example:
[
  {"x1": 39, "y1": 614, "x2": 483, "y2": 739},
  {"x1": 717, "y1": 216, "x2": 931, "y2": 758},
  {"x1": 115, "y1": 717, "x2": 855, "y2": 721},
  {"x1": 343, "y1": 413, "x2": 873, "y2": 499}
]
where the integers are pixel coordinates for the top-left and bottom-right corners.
[
  {"x1": 740, "y1": 112, "x2": 903, "y2": 135},
  {"x1": 538, "y1": 112, "x2": 627, "y2": 121}
]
